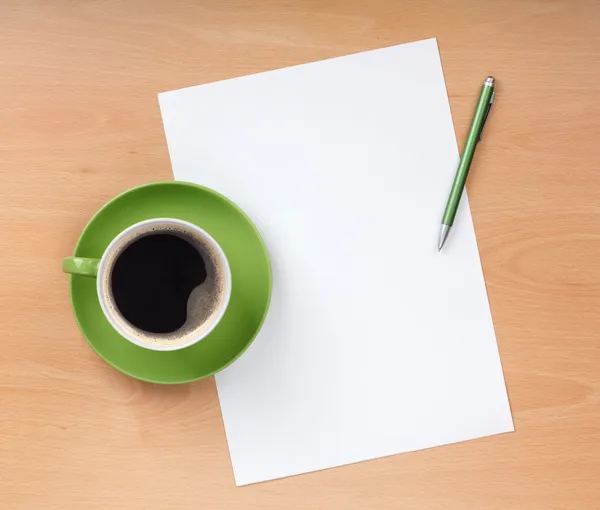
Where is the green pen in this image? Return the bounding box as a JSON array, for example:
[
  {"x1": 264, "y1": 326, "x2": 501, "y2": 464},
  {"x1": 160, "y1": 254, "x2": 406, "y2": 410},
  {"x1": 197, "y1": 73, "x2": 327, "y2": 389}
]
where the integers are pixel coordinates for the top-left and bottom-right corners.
[{"x1": 438, "y1": 76, "x2": 495, "y2": 251}]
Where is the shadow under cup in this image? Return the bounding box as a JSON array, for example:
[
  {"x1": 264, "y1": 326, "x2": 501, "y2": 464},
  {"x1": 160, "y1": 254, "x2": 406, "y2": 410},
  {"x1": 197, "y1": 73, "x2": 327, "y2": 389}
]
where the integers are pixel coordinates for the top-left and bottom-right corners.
[{"x1": 97, "y1": 218, "x2": 232, "y2": 351}]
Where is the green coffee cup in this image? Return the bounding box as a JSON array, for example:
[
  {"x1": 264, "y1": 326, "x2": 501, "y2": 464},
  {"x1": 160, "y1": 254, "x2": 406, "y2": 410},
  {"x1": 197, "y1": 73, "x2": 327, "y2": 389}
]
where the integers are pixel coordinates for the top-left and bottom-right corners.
[{"x1": 63, "y1": 181, "x2": 271, "y2": 383}]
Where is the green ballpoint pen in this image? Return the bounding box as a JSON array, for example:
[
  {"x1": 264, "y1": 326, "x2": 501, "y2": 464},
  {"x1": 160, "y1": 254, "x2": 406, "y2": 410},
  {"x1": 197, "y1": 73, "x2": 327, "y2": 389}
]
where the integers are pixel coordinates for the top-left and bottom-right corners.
[{"x1": 438, "y1": 76, "x2": 495, "y2": 251}]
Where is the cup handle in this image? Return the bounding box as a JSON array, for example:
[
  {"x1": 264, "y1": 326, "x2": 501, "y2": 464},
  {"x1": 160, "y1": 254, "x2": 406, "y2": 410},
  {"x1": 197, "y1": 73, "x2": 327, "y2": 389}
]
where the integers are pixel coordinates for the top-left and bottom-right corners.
[{"x1": 62, "y1": 257, "x2": 100, "y2": 277}]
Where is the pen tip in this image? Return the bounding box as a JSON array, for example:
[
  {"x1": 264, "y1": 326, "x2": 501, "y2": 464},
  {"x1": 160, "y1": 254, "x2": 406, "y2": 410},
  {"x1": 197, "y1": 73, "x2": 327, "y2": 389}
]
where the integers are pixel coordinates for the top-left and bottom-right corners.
[{"x1": 438, "y1": 225, "x2": 450, "y2": 252}]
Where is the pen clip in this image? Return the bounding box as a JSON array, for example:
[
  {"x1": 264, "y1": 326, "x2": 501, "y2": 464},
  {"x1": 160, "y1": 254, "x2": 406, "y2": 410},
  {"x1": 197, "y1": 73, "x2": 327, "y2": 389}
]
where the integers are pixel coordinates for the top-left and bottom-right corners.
[{"x1": 478, "y1": 91, "x2": 495, "y2": 142}]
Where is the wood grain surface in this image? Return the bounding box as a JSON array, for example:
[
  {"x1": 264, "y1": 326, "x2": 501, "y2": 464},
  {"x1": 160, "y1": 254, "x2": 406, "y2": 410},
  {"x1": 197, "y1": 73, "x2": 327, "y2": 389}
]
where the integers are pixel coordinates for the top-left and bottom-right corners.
[{"x1": 1, "y1": 1, "x2": 599, "y2": 508}]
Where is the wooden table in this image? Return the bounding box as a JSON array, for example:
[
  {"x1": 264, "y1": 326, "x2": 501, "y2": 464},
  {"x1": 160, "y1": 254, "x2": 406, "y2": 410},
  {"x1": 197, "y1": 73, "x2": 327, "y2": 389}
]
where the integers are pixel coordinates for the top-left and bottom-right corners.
[{"x1": 1, "y1": 1, "x2": 599, "y2": 508}]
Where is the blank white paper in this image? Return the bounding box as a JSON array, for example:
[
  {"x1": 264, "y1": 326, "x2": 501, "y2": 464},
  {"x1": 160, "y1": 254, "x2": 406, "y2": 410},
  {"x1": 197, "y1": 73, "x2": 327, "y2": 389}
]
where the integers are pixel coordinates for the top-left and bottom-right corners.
[{"x1": 159, "y1": 38, "x2": 513, "y2": 486}]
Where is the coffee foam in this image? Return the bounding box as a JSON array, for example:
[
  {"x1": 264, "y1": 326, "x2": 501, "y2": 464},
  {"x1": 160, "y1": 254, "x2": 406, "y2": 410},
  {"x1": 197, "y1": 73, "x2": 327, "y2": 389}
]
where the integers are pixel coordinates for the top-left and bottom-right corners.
[{"x1": 101, "y1": 223, "x2": 228, "y2": 348}]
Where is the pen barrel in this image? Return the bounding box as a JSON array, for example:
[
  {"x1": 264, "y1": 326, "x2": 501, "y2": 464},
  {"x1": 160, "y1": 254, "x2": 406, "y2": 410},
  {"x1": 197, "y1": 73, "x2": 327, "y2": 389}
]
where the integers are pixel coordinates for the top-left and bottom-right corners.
[{"x1": 441, "y1": 82, "x2": 494, "y2": 226}]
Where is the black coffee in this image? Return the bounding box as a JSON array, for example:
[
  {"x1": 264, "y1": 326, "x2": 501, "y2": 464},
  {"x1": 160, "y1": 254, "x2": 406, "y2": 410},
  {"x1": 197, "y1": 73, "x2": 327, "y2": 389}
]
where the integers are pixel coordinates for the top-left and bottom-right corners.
[{"x1": 110, "y1": 234, "x2": 207, "y2": 333}]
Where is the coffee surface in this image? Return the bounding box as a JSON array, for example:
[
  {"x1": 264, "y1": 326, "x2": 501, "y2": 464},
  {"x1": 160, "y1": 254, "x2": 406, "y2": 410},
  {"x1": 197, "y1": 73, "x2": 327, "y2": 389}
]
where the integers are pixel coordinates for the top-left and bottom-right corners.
[{"x1": 110, "y1": 234, "x2": 206, "y2": 333}]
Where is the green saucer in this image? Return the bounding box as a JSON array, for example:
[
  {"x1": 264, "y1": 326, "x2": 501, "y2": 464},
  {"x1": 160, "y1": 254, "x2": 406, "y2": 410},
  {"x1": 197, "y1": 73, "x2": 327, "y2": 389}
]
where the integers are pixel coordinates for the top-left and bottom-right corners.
[{"x1": 68, "y1": 181, "x2": 271, "y2": 384}]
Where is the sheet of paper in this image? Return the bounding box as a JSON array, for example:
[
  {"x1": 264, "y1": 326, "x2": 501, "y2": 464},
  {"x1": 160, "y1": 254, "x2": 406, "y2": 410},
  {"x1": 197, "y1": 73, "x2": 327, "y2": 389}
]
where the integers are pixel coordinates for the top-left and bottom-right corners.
[{"x1": 159, "y1": 38, "x2": 513, "y2": 486}]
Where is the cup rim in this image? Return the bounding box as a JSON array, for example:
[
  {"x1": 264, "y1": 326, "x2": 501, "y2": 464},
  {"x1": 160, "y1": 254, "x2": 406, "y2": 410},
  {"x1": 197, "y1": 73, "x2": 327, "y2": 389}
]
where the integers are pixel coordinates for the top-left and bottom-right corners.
[{"x1": 95, "y1": 217, "x2": 232, "y2": 352}]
